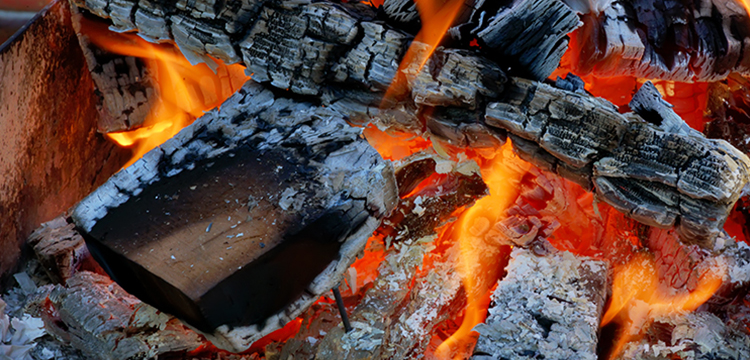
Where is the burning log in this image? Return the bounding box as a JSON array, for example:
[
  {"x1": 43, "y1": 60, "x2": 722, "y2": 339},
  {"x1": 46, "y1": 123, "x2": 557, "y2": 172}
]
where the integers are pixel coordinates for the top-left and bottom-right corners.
[
  {"x1": 71, "y1": 0, "x2": 577, "y2": 97},
  {"x1": 26, "y1": 271, "x2": 203, "y2": 360},
  {"x1": 487, "y1": 78, "x2": 750, "y2": 247},
  {"x1": 569, "y1": 0, "x2": 750, "y2": 82},
  {"x1": 70, "y1": 80, "x2": 398, "y2": 352},
  {"x1": 472, "y1": 248, "x2": 608, "y2": 360}
]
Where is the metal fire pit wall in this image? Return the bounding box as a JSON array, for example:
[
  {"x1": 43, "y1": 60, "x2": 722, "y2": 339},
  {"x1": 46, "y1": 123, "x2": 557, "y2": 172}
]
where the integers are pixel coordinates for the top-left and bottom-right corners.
[{"x1": 0, "y1": 0, "x2": 128, "y2": 279}]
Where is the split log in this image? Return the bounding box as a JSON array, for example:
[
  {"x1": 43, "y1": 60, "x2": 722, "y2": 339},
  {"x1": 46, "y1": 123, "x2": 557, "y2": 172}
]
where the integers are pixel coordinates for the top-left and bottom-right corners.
[
  {"x1": 313, "y1": 153, "x2": 479, "y2": 359},
  {"x1": 70, "y1": 79, "x2": 398, "y2": 352},
  {"x1": 472, "y1": 248, "x2": 608, "y2": 360},
  {"x1": 25, "y1": 271, "x2": 203, "y2": 360},
  {"x1": 315, "y1": 238, "x2": 464, "y2": 359},
  {"x1": 70, "y1": 7, "x2": 155, "y2": 133},
  {"x1": 570, "y1": 0, "x2": 750, "y2": 82}
]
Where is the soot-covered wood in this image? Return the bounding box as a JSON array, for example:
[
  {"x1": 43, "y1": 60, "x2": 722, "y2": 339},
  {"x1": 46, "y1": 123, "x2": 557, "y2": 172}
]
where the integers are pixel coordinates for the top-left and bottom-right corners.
[{"x1": 71, "y1": 80, "x2": 398, "y2": 353}]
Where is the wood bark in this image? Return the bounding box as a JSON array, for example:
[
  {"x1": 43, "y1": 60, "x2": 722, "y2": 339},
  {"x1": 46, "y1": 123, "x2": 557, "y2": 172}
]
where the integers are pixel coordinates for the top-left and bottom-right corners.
[
  {"x1": 472, "y1": 248, "x2": 608, "y2": 360},
  {"x1": 70, "y1": 80, "x2": 398, "y2": 353}
]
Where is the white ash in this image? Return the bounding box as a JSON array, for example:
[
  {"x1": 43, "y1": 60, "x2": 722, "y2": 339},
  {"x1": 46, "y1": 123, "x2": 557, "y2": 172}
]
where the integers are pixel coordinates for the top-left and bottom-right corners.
[
  {"x1": 1, "y1": 297, "x2": 45, "y2": 360},
  {"x1": 473, "y1": 248, "x2": 607, "y2": 360}
]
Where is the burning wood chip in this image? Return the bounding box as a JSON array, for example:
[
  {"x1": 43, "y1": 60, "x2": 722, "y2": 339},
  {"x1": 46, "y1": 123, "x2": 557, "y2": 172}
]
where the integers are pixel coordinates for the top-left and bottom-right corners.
[
  {"x1": 26, "y1": 216, "x2": 98, "y2": 285},
  {"x1": 70, "y1": 80, "x2": 398, "y2": 352},
  {"x1": 487, "y1": 78, "x2": 750, "y2": 247},
  {"x1": 472, "y1": 248, "x2": 607, "y2": 360},
  {"x1": 71, "y1": 0, "x2": 750, "y2": 248},
  {"x1": 25, "y1": 271, "x2": 203, "y2": 360}
]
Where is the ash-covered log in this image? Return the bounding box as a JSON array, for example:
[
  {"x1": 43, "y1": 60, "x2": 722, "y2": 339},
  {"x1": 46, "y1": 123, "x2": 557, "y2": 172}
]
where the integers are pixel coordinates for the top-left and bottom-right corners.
[
  {"x1": 71, "y1": 80, "x2": 398, "y2": 352},
  {"x1": 26, "y1": 216, "x2": 101, "y2": 285},
  {"x1": 472, "y1": 248, "x2": 608, "y2": 360},
  {"x1": 26, "y1": 271, "x2": 204, "y2": 360},
  {"x1": 614, "y1": 311, "x2": 750, "y2": 359}
]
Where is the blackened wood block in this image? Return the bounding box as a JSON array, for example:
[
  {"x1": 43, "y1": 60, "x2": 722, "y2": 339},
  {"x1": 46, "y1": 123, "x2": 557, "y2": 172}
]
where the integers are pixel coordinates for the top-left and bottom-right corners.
[
  {"x1": 0, "y1": 0, "x2": 129, "y2": 279},
  {"x1": 472, "y1": 248, "x2": 607, "y2": 360},
  {"x1": 26, "y1": 271, "x2": 203, "y2": 360},
  {"x1": 71, "y1": 80, "x2": 398, "y2": 352}
]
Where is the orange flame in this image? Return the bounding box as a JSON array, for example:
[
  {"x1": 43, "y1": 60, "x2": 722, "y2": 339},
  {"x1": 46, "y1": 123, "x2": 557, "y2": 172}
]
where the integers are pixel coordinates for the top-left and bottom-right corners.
[
  {"x1": 435, "y1": 142, "x2": 529, "y2": 359},
  {"x1": 739, "y1": 0, "x2": 750, "y2": 17},
  {"x1": 382, "y1": 0, "x2": 465, "y2": 105},
  {"x1": 81, "y1": 19, "x2": 249, "y2": 167},
  {"x1": 601, "y1": 252, "x2": 725, "y2": 359}
]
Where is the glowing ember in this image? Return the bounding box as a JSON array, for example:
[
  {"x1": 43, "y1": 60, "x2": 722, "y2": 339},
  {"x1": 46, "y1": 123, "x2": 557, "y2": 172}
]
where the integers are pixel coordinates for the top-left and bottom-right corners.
[
  {"x1": 435, "y1": 142, "x2": 529, "y2": 358},
  {"x1": 382, "y1": 0, "x2": 464, "y2": 105},
  {"x1": 363, "y1": 125, "x2": 432, "y2": 161},
  {"x1": 601, "y1": 252, "x2": 725, "y2": 359},
  {"x1": 81, "y1": 19, "x2": 249, "y2": 167}
]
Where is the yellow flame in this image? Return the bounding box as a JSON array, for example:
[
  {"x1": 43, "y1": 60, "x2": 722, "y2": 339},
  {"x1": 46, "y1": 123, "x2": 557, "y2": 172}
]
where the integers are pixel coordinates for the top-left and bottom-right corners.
[
  {"x1": 382, "y1": 0, "x2": 465, "y2": 105},
  {"x1": 435, "y1": 142, "x2": 529, "y2": 359},
  {"x1": 81, "y1": 18, "x2": 249, "y2": 167},
  {"x1": 602, "y1": 252, "x2": 725, "y2": 359}
]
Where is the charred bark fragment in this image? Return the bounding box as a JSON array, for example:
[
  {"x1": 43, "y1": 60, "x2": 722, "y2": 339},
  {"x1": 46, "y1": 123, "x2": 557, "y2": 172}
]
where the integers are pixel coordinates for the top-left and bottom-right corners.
[
  {"x1": 472, "y1": 248, "x2": 607, "y2": 360},
  {"x1": 70, "y1": 80, "x2": 398, "y2": 353},
  {"x1": 572, "y1": 0, "x2": 750, "y2": 82},
  {"x1": 614, "y1": 311, "x2": 750, "y2": 360},
  {"x1": 450, "y1": 0, "x2": 581, "y2": 80},
  {"x1": 70, "y1": 7, "x2": 156, "y2": 133},
  {"x1": 25, "y1": 271, "x2": 203, "y2": 360}
]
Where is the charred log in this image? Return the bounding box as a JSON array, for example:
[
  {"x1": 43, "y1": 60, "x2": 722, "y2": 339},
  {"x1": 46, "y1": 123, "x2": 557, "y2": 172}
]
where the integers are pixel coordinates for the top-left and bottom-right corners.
[
  {"x1": 570, "y1": 0, "x2": 750, "y2": 82},
  {"x1": 614, "y1": 311, "x2": 750, "y2": 359},
  {"x1": 70, "y1": 80, "x2": 398, "y2": 352},
  {"x1": 472, "y1": 248, "x2": 607, "y2": 360}
]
